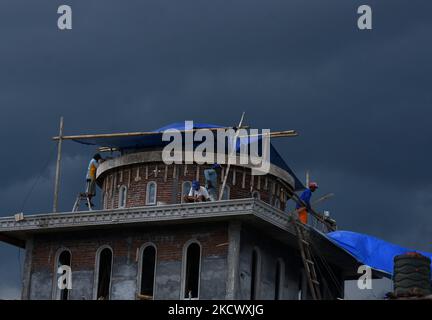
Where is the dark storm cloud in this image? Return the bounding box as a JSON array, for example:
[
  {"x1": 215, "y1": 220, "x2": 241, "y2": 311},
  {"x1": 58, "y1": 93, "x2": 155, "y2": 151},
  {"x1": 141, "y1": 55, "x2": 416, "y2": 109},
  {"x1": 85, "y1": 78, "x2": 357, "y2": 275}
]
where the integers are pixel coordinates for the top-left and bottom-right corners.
[{"x1": 1, "y1": 0, "x2": 431, "y2": 298}]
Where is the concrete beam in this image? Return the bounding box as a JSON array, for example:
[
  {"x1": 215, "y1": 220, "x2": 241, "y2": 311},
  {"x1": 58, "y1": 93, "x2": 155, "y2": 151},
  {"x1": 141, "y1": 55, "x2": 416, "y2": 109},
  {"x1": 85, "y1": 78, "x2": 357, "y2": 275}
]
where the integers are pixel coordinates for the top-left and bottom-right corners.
[{"x1": 0, "y1": 233, "x2": 25, "y2": 248}]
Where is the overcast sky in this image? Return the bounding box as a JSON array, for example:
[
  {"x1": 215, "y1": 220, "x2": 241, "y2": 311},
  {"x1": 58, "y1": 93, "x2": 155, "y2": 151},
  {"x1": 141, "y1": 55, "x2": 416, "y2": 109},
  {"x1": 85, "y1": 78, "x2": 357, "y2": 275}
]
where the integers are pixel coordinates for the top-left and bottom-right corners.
[{"x1": 1, "y1": 0, "x2": 431, "y2": 299}]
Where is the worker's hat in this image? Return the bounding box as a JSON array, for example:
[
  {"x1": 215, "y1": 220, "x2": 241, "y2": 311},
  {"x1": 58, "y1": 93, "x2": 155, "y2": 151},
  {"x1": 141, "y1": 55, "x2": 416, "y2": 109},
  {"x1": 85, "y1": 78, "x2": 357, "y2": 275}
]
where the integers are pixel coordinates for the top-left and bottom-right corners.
[
  {"x1": 192, "y1": 180, "x2": 200, "y2": 189},
  {"x1": 309, "y1": 182, "x2": 319, "y2": 189}
]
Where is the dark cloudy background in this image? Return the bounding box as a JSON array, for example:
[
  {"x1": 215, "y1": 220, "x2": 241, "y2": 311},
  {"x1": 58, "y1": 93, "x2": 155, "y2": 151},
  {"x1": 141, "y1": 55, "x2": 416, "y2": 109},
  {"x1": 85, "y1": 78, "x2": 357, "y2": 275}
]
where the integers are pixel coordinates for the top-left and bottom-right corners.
[{"x1": 1, "y1": 0, "x2": 431, "y2": 299}]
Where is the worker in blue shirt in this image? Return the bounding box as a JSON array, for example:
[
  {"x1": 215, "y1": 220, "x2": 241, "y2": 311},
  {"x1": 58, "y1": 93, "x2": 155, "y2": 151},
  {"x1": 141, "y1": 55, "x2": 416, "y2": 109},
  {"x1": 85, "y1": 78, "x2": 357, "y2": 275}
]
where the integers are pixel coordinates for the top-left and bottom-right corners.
[
  {"x1": 296, "y1": 182, "x2": 318, "y2": 224},
  {"x1": 184, "y1": 180, "x2": 210, "y2": 202}
]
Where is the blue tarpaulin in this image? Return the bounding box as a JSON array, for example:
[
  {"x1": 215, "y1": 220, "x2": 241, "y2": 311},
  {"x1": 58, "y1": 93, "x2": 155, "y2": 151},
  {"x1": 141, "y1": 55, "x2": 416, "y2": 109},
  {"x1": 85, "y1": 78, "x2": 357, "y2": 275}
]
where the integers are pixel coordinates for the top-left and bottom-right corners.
[
  {"x1": 73, "y1": 122, "x2": 305, "y2": 190},
  {"x1": 326, "y1": 230, "x2": 432, "y2": 276}
]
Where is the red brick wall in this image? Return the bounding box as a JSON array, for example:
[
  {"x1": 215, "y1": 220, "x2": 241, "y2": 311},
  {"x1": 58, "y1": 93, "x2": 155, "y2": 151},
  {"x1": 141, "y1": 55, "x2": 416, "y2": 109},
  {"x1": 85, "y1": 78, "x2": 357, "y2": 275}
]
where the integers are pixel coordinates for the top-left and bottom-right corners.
[
  {"x1": 98, "y1": 163, "x2": 290, "y2": 211},
  {"x1": 31, "y1": 223, "x2": 229, "y2": 272}
]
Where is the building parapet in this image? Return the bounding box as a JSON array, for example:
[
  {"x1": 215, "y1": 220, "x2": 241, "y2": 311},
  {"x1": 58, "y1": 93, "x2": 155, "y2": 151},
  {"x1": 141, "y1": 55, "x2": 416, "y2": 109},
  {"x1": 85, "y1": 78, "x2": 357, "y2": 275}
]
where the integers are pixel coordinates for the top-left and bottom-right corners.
[{"x1": 0, "y1": 199, "x2": 297, "y2": 234}]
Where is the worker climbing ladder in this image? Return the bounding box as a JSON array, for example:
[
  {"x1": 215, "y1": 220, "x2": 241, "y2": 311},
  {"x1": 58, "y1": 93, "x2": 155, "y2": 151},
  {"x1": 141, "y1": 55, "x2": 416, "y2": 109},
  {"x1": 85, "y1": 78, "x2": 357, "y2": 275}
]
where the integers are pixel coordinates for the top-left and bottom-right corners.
[
  {"x1": 72, "y1": 193, "x2": 93, "y2": 212},
  {"x1": 293, "y1": 220, "x2": 322, "y2": 300}
]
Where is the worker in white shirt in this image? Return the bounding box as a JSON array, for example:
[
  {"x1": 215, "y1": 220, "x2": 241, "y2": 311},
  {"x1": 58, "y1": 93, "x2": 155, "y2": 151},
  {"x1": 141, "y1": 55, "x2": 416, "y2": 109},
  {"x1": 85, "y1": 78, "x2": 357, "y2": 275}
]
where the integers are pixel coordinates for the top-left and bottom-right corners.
[
  {"x1": 85, "y1": 153, "x2": 104, "y2": 206},
  {"x1": 204, "y1": 163, "x2": 221, "y2": 201},
  {"x1": 183, "y1": 180, "x2": 210, "y2": 203}
]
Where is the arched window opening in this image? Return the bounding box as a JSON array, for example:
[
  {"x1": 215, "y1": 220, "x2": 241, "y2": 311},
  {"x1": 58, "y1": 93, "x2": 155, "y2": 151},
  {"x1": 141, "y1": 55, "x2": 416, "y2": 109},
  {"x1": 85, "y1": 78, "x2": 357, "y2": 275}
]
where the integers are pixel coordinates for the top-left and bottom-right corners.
[
  {"x1": 103, "y1": 192, "x2": 108, "y2": 209},
  {"x1": 146, "y1": 182, "x2": 157, "y2": 205},
  {"x1": 95, "y1": 247, "x2": 113, "y2": 300},
  {"x1": 118, "y1": 185, "x2": 127, "y2": 208},
  {"x1": 252, "y1": 191, "x2": 260, "y2": 200},
  {"x1": 298, "y1": 269, "x2": 306, "y2": 300},
  {"x1": 55, "y1": 249, "x2": 71, "y2": 300},
  {"x1": 183, "y1": 242, "x2": 201, "y2": 299},
  {"x1": 221, "y1": 185, "x2": 230, "y2": 200},
  {"x1": 139, "y1": 245, "x2": 157, "y2": 299},
  {"x1": 274, "y1": 198, "x2": 281, "y2": 209}
]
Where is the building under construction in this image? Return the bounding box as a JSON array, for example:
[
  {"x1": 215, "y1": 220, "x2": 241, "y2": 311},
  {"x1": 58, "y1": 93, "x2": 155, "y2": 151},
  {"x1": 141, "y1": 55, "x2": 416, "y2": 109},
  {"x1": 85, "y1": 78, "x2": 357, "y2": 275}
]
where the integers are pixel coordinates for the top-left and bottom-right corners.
[{"x1": 0, "y1": 121, "x2": 428, "y2": 300}]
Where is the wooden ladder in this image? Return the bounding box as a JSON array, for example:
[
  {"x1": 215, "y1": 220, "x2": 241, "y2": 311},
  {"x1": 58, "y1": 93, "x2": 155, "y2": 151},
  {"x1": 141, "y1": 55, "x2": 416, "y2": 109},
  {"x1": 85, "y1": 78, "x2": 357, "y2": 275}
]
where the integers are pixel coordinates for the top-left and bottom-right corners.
[{"x1": 293, "y1": 220, "x2": 322, "y2": 300}]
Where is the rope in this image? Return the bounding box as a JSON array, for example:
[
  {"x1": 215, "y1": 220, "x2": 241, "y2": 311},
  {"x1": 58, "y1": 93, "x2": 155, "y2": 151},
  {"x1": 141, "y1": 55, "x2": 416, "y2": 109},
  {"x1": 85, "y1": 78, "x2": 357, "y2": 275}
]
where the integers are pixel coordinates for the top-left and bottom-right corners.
[
  {"x1": 311, "y1": 244, "x2": 344, "y2": 297},
  {"x1": 311, "y1": 252, "x2": 333, "y2": 298},
  {"x1": 314, "y1": 248, "x2": 342, "y2": 292},
  {"x1": 20, "y1": 144, "x2": 57, "y2": 213}
]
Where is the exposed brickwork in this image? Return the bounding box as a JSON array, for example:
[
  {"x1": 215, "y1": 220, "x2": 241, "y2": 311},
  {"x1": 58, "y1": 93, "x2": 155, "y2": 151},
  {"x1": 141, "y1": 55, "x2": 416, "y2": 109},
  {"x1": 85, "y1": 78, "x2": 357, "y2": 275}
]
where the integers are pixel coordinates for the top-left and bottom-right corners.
[
  {"x1": 98, "y1": 162, "x2": 290, "y2": 211},
  {"x1": 31, "y1": 223, "x2": 229, "y2": 272}
]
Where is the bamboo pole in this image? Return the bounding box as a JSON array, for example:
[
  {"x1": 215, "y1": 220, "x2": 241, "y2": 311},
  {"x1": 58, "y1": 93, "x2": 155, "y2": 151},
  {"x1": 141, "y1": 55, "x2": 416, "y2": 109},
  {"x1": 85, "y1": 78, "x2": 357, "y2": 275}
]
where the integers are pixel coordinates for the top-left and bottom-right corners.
[
  {"x1": 219, "y1": 112, "x2": 245, "y2": 200},
  {"x1": 52, "y1": 126, "x2": 250, "y2": 141},
  {"x1": 237, "y1": 130, "x2": 298, "y2": 139},
  {"x1": 53, "y1": 117, "x2": 64, "y2": 213},
  {"x1": 312, "y1": 193, "x2": 334, "y2": 206}
]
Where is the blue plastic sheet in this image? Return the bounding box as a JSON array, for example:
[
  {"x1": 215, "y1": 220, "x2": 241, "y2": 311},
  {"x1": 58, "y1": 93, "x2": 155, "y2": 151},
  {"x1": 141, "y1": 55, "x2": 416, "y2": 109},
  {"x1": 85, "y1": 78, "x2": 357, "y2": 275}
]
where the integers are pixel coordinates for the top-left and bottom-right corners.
[
  {"x1": 326, "y1": 230, "x2": 432, "y2": 276},
  {"x1": 73, "y1": 122, "x2": 305, "y2": 190}
]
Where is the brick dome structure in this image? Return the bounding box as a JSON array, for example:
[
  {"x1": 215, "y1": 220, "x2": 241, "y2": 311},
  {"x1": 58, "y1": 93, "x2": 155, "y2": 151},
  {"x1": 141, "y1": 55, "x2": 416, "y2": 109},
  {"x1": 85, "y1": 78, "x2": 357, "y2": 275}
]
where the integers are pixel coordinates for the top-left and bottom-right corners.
[
  {"x1": 98, "y1": 152, "x2": 294, "y2": 212},
  {"x1": 94, "y1": 122, "x2": 305, "y2": 212}
]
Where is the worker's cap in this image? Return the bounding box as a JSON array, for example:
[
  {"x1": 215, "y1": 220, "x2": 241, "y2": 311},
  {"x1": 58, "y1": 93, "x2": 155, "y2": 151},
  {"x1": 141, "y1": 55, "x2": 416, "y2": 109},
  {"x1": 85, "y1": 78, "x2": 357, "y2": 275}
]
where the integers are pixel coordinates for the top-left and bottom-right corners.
[
  {"x1": 309, "y1": 182, "x2": 319, "y2": 189},
  {"x1": 192, "y1": 180, "x2": 200, "y2": 189},
  {"x1": 212, "y1": 163, "x2": 221, "y2": 169}
]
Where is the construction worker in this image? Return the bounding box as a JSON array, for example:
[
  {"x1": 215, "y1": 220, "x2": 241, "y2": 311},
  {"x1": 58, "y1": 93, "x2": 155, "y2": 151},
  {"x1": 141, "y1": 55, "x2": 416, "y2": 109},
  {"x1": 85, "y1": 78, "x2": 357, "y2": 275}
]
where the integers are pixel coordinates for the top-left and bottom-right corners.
[
  {"x1": 296, "y1": 182, "x2": 318, "y2": 224},
  {"x1": 204, "y1": 163, "x2": 221, "y2": 201},
  {"x1": 86, "y1": 153, "x2": 104, "y2": 206},
  {"x1": 183, "y1": 180, "x2": 210, "y2": 203}
]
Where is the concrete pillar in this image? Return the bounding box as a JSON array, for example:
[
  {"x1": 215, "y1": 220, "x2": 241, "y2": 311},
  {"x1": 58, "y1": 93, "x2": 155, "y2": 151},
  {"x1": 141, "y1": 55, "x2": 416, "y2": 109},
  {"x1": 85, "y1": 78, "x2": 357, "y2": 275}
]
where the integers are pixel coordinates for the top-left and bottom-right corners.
[
  {"x1": 21, "y1": 237, "x2": 34, "y2": 300},
  {"x1": 226, "y1": 221, "x2": 241, "y2": 299}
]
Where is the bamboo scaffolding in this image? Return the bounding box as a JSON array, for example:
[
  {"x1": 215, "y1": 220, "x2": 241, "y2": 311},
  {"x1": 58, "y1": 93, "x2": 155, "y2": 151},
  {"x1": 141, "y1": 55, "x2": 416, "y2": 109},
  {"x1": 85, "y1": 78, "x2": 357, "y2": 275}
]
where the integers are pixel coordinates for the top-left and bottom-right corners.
[
  {"x1": 52, "y1": 126, "x2": 250, "y2": 141},
  {"x1": 53, "y1": 117, "x2": 64, "y2": 213}
]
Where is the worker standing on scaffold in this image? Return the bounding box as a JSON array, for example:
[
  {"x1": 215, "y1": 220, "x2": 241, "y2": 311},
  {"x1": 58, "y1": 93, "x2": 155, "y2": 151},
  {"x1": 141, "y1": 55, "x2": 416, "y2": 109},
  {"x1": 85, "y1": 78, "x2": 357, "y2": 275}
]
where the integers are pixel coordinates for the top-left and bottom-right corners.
[
  {"x1": 204, "y1": 163, "x2": 221, "y2": 201},
  {"x1": 296, "y1": 182, "x2": 318, "y2": 224},
  {"x1": 85, "y1": 153, "x2": 104, "y2": 207}
]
